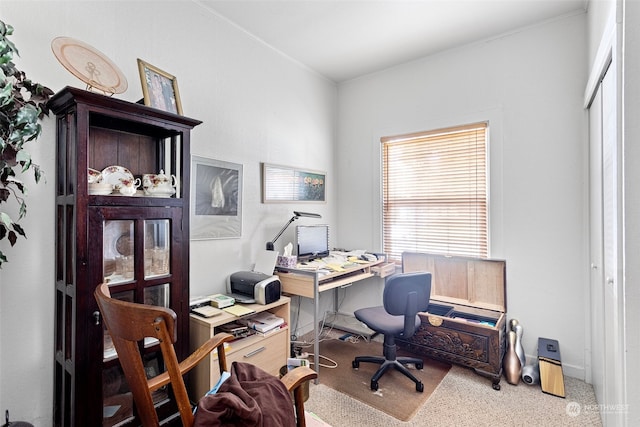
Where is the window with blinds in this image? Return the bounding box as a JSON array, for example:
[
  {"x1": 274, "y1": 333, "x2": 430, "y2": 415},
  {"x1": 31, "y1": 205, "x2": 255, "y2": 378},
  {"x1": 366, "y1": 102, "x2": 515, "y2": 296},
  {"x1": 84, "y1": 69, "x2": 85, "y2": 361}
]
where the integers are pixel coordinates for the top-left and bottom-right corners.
[{"x1": 381, "y1": 122, "x2": 488, "y2": 262}]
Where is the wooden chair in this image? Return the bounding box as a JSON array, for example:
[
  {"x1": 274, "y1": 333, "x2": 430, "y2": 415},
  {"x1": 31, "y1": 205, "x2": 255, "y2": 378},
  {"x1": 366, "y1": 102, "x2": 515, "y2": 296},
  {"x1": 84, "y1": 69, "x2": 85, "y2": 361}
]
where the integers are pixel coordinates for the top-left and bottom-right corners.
[{"x1": 95, "y1": 283, "x2": 317, "y2": 427}]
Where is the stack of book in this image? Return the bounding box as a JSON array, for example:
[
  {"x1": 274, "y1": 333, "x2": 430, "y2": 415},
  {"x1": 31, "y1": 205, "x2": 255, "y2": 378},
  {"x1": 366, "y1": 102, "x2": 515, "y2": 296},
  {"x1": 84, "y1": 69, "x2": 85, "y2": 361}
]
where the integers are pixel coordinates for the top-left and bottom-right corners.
[
  {"x1": 218, "y1": 322, "x2": 251, "y2": 339},
  {"x1": 237, "y1": 311, "x2": 284, "y2": 333}
]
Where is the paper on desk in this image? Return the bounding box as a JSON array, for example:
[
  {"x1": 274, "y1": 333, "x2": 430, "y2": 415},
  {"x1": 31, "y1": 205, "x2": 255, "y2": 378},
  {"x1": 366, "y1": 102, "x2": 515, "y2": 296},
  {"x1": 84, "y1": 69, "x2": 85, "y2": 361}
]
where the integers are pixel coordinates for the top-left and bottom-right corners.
[
  {"x1": 325, "y1": 263, "x2": 346, "y2": 272},
  {"x1": 223, "y1": 305, "x2": 256, "y2": 317},
  {"x1": 254, "y1": 250, "x2": 279, "y2": 275}
]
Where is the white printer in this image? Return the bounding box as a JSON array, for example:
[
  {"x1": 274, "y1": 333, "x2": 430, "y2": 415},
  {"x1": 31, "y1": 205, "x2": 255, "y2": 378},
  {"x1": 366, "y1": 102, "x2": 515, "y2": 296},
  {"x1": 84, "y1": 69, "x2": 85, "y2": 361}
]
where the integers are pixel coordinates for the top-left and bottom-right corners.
[{"x1": 227, "y1": 271, "x2": 281, "y2": 305}]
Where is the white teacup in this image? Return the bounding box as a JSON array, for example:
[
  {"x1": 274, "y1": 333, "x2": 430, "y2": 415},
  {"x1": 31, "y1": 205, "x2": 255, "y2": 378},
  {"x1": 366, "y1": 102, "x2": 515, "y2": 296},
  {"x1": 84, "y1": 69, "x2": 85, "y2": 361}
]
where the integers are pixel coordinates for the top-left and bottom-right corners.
[
  {"x1": 119, "y1": 178, "x2": 141, "y2": 196},
  {"x1": 88, "y1": 168, "x2": 103, "y2": 184}
]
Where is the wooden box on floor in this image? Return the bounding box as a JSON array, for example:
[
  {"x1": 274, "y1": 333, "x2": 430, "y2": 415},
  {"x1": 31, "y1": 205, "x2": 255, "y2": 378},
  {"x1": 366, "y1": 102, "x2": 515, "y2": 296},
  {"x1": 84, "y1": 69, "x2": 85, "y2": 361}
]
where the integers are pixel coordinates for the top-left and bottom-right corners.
[
  {"x1": 538, "y1": 337, "x2": 565, "y2": 398},
  {"x1": 398, "y1": 252, "x2": 507, "y2": 390}
]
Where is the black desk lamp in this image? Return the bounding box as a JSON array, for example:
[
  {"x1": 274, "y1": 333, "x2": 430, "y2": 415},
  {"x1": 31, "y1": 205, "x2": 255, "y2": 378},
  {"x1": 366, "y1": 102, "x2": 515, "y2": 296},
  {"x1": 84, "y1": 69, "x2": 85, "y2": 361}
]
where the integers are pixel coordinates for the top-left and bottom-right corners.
[{"x1": 266, "y1": 211, "x2": 321, "y2": 251}]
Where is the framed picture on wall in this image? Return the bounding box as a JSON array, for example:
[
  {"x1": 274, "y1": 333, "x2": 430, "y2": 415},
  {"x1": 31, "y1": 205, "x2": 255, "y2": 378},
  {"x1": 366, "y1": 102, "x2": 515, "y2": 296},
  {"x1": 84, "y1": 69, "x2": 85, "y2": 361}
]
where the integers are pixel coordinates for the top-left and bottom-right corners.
[
  {"x1": 137, "y1": 58, "x2": 183, "y2": 115},
  {"x1": 190, "y1": 156, "x2": 243, "y2": 240},
  {"x1": 261, "y1": 163, "x2": 326, "y2": 203}
]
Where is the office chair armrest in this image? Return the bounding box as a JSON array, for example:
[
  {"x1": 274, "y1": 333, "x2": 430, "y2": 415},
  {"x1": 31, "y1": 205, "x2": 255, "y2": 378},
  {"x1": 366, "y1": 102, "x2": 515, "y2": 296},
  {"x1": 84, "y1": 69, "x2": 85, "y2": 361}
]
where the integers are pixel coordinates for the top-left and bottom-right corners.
[{"x1": 147, "y1": 332, "x2": 234, "y2": 391}]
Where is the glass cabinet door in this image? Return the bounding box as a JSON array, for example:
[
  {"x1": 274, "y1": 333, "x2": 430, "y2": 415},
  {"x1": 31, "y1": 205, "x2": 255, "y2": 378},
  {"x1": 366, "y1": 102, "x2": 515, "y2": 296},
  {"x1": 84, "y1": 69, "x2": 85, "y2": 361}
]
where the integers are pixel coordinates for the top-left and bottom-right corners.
[
  {"x1": 144, "y1": 220, "x2": 170, "y2": 278},
  {"x1": 103, "y1": 219, "x2": 172, "y2": 283},
  {"x1": 103, "y1": 220, "x2": 134, "y2": 284},
  {"x1": 89, "y1": 205, "x2": 186, "y2": 427}
]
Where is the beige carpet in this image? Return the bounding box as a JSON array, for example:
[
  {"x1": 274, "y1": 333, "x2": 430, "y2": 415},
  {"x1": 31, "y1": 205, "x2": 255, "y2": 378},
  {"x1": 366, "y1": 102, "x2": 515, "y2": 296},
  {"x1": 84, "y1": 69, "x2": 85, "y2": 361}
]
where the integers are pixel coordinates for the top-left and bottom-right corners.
[
  {"x1": 312, "y1": 338, "x2": 451, "y2": 422},
  {"x1": 306, "y1": 363, "x2": 602, "y2": 427}
]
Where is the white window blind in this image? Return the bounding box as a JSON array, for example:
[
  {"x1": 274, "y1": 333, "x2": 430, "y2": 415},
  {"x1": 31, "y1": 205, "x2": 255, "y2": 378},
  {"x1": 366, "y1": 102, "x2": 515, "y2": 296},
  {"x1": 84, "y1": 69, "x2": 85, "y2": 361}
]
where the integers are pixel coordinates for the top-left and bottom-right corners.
[{"x1": 381, "y1": 122, "x2": 488, "y2": 262}]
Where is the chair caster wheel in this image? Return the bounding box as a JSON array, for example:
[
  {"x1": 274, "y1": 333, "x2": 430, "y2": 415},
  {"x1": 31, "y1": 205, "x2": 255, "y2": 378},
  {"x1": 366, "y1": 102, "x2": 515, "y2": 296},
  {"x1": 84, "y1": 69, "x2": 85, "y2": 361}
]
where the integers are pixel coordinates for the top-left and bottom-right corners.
[
  {"x1": 370, "y1": 380, "x2": 378, "y2": 391},
  {"x1": 492, "y1": 383, "x2": 501, "y2": 391},
  {"x1": 416, "y1": 363, "x2": 424, "y2": 370},
  {"x1": 352, "y1": 360, "x2": 359, "y2": 369},
  {"x1": 416, "y1": 382, "x2": 424, "y2": 392}
]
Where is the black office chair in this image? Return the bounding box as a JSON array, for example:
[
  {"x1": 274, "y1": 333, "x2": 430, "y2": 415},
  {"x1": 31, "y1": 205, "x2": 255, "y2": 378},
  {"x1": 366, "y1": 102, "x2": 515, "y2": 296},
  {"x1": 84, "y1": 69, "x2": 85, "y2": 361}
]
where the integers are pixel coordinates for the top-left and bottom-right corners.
[{"x1": 352, "y1": 271, "x2": 432, "y2": 392}]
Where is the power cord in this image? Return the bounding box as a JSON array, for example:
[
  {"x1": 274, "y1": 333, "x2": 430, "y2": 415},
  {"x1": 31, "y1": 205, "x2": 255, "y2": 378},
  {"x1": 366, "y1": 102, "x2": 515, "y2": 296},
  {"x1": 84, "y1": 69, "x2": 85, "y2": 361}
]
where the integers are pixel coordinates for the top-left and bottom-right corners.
[{"x1": 301, "y1": 352, "x2": 338, "y2": 369}]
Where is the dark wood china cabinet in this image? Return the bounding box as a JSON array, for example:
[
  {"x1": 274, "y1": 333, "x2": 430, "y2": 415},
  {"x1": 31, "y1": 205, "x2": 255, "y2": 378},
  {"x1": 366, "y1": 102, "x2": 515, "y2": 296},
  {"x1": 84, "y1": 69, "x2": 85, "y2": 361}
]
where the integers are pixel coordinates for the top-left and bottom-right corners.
[{"x1": 49, "y1": 87, "x2": 201, "y2": 426}]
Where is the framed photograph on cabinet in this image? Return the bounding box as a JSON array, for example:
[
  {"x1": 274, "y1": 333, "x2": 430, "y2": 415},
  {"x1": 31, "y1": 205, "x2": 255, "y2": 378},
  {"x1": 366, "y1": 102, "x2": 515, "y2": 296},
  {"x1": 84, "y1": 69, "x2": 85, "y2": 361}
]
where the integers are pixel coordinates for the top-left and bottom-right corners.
[
  {"x1": 137, "y1": 58, "x2": 183, "y2": 114},
  {"x1": 261, "y1": 163, "x2": 326, "y2": 203},
  {"x1": 190, "y1": 156, "x2": 243, "y2": 240}
]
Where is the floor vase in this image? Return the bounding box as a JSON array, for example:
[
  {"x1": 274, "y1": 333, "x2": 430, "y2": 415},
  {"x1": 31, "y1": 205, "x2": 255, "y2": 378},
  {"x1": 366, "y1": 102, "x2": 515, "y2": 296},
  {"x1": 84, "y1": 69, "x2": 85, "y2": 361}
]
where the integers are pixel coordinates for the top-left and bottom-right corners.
[
  {"x1": 514, "y1": 323, "x2": 526, "y2": 367},
  {"x1": 504, "y1": 330, "x2": 522, "y2": 385}
]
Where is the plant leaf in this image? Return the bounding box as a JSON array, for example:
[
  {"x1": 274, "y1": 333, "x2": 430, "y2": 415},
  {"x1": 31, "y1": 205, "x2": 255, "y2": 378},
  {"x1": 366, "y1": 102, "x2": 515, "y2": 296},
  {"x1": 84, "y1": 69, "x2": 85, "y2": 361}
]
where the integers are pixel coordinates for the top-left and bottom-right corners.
[
  {"x1": 0, "y1": 211, "x2": 12, "y2": 227},
  {"x1": 7, "y1": 229, "x2": 16, "y2": 245},
  {"x1": 18, "y1": 200, "x2": 26, "y2": 219},
  {"x1": 12, "y1": 221, "x2": 24, "y2": 237}
]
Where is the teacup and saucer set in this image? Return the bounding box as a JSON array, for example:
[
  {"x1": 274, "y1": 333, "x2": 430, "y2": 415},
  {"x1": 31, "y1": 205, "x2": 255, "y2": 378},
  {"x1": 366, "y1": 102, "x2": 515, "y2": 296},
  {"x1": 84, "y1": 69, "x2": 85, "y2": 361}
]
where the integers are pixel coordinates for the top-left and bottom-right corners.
[
  {"x1": 118, "y1": 178, "x2": 141, "y2": 196},
  {"x1": 99, "y1": 165, "x2": 142, "y2": 196},
  {"x1": 87, "y1": 168, "x2": 113, "y2": 195},
  {"x1": 142, "y1": 170, "x2": 177, "y2": 197}
]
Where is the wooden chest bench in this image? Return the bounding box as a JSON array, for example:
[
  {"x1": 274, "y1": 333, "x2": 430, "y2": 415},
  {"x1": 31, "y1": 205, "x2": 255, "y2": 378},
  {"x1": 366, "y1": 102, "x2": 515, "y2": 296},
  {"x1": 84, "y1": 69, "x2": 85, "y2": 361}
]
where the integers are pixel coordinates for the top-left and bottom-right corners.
[{"x1": 398, "y1": 252, "x2": 507, "y2": 390}]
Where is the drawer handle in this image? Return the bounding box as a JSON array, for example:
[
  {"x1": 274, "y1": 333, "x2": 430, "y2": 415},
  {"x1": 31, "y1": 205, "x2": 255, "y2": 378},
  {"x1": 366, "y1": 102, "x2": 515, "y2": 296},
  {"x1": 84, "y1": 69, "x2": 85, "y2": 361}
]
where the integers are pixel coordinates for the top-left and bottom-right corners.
[{"x1": 244, "y1": 347, "x2": 266, "y2": 358}]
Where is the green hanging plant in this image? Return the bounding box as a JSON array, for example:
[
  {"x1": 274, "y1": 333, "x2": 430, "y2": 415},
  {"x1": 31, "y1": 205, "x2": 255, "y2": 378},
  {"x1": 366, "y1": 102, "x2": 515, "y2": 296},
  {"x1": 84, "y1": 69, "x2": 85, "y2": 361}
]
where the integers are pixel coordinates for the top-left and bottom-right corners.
[{"x1": 0, "y1": 19, "x2": 54, "y2": 267}]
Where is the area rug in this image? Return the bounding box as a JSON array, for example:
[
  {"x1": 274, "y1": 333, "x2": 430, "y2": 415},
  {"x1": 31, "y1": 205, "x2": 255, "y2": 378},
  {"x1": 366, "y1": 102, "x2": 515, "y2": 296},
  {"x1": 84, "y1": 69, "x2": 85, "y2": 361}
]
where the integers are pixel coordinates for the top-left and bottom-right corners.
[{"x1": 313, "y1": 339, "x2": 450, "y2": 422}]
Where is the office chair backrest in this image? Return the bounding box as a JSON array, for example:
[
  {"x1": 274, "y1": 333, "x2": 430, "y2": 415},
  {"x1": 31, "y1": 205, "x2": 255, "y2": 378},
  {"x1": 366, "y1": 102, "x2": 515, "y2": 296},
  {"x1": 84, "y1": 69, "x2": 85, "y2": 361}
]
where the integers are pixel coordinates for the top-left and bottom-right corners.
[
  {"x1": 95, "y1": 283, "x2": 195, "y2": 427},
  {"x1": 383, "y1": 272, "x2": 432, "y2": 337}
]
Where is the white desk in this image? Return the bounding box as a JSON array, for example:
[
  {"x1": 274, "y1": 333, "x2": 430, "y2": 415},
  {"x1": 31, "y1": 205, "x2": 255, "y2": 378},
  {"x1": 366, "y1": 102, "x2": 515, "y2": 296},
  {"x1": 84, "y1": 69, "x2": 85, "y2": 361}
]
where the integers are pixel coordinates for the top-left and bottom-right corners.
[{"x1": 275, "y1": 255, "x2": 387, "y2": 382}]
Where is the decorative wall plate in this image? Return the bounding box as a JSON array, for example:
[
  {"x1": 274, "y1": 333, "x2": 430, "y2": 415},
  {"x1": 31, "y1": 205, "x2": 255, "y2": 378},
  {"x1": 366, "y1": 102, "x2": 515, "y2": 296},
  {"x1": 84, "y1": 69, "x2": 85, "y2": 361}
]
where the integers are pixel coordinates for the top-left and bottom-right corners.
[{"x1": 51, "y1": 36, "x2": 128, "y2": 94}]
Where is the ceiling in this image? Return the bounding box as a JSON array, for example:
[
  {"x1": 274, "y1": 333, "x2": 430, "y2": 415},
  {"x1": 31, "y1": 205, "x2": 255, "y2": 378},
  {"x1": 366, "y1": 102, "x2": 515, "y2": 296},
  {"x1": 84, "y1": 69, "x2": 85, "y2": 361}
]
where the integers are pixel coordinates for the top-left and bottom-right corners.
[{"x1": 196, "y1": 0, "x2": 588, "y2": 82}]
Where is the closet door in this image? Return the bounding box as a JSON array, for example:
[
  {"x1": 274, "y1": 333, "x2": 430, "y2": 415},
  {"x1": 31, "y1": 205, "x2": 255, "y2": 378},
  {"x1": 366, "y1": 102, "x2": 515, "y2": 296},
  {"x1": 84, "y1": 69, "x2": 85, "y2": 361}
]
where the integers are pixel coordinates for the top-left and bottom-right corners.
[
  {"x1": 589, "y1": 61, "x2": 624, "y2": 426},
  {"x1": 588, "y1": 74, "x2": 604, "y2": 405},
  {"x1": 600, "y1": 63, "x2": 624, "y2": 422}
]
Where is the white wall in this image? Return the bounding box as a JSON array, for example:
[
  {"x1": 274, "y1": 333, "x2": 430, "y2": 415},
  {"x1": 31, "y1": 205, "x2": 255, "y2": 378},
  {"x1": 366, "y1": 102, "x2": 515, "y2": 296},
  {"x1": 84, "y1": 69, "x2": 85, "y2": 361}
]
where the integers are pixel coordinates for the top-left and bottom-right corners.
[
  {"x1": 335, "y1": 12, "x2": 589, "y2": 379},
  {"x1": 0, "y1": 0, "x2": 336, "y2": 423}
]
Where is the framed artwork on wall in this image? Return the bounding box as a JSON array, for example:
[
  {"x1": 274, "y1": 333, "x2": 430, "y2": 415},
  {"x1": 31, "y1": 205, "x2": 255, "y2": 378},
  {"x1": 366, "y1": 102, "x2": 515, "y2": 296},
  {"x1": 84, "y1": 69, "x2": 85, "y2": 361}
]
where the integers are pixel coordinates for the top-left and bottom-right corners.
[
  {"x1": 137, "y1": 58, "x2": 183, "y2": 115},
  {"x1": 190, "y1": 156, "x2": 243, "y2": 240},
  {"x1": 261, "y1": 163, "x2": 326, "y2": 203}
]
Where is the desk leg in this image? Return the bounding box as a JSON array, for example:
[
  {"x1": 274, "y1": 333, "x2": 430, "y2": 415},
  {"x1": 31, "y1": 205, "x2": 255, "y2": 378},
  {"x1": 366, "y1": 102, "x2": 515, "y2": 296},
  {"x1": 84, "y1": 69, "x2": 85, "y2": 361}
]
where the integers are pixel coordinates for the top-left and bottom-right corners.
[{"x1": 313, "y1": 274, "x2": 320, "y2": 384}]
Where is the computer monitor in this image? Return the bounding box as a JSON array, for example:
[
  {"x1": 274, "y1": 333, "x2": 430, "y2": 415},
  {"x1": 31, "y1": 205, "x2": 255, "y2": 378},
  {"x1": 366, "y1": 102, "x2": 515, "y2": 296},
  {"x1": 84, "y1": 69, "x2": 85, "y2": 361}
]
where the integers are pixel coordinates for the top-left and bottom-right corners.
[{"x1": 296, "y1": 225, "x2": 329, "y2": 261}]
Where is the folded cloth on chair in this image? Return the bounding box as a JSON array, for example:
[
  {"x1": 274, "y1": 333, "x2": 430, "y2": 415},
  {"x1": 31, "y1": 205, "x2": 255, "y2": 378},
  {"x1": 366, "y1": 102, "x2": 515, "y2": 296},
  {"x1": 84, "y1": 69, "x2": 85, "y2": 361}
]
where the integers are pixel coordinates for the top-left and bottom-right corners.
[{"x1": 194, "y1": 361, "x2": 296, "y2": 427}]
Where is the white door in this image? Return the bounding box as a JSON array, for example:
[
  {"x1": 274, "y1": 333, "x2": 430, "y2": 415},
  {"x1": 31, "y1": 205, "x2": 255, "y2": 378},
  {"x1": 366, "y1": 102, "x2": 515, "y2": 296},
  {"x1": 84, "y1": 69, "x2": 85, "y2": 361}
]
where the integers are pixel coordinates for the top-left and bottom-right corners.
[
  {"x1": 588, "y1": 71, "x2": 605, "y2": 406},
  {"x1": 600, "y1": 62, "x2": 625, "y2": 425},
  {"x1": 589, "y1": 60, "x2": 624, "y2": 426}
]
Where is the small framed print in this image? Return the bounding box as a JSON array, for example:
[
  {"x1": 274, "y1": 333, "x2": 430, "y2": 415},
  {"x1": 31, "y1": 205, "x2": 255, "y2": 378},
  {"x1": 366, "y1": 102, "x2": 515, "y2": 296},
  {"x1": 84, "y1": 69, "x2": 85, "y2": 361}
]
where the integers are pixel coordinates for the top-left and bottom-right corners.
[
  {"x1": 137, "y1": 58, "x2": 183, "y2": 114},
  {"x1": 261, "y1": 163, "x2": 326, "y2": 203}
]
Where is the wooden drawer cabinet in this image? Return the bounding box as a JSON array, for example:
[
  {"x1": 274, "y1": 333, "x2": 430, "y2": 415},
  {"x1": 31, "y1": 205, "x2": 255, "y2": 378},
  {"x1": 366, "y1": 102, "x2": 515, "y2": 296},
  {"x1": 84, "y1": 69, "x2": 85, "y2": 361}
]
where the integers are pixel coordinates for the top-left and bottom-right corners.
[
  {"x1": 223, "y1": 330, "x2": 287, "y2": 377},
  {"x1": 189, "y1": 297, "x2": 290, "y2": 398}
]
